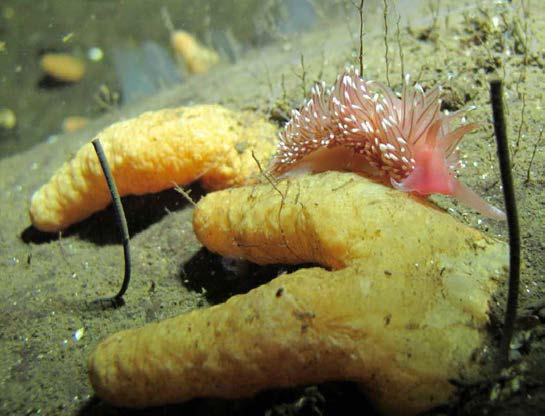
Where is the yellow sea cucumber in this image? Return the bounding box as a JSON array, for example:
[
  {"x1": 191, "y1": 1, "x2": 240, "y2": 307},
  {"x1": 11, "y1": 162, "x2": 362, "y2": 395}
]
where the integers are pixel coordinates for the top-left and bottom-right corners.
[{"x1": 29, "y1": 105, "x2": 277, "y2": 232}]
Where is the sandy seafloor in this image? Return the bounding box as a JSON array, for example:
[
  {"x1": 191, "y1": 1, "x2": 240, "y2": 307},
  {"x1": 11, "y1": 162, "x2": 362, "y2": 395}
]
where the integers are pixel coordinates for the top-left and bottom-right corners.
[{"x1": 1, "y1": 1, "x2": 544, "y2": 414}]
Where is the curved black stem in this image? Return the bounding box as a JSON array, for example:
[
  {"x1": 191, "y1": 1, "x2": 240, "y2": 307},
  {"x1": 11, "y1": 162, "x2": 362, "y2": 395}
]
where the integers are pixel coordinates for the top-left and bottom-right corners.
[
  {"x1": 92, "y1": 138, "x2": 131, "y2": 307},
  {"x1": 489, "y1": 80, "x2": 521, "y2": 366}
]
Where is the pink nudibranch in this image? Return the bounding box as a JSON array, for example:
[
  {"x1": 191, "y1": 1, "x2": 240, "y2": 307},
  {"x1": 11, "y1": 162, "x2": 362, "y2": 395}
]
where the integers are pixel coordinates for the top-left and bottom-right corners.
[{"x1": 270, "y1": 66, "x2": 506, "y2": 221}]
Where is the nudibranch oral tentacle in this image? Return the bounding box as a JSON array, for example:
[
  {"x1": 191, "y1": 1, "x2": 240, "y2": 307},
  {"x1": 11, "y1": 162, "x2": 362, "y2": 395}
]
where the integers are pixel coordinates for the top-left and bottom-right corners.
[{"x1": 270, "y1": 66, "x2": 505, "y2": 220}]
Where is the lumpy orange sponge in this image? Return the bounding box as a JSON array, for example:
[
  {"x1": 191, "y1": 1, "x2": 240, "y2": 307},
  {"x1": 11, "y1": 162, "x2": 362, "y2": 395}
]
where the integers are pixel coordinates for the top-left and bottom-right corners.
[
  {"x1": 29, "y1": 105, "x2": 277, "y2": 232},
  {"x1": 89, "y1": 172, "x2": 507, "y2": 415}
]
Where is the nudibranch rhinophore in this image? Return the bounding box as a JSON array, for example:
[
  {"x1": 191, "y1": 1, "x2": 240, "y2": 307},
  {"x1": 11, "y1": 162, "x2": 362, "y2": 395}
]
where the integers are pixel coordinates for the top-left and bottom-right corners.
[
  {"x1": 89, "y1": 171, "x2": 507, "y2": 415},
  {"x1": 269, "y1": 67, "x2": 506, "y2": 220},
  {"x1": 29, "y1": 105, "x2": 277, "y2": 232}
]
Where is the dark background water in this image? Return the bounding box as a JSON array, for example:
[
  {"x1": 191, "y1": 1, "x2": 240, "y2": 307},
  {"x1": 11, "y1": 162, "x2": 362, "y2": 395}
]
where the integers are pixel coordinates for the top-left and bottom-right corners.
[{"x1": 0, "y1": 0, "x2": 338, "y2": 158}]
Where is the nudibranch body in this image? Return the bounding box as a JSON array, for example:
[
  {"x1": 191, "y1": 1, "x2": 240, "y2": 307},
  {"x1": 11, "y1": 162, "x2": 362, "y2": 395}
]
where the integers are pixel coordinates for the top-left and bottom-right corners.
[{"x1": 270, "y1": 67, "x2": 505, "y2": 220}]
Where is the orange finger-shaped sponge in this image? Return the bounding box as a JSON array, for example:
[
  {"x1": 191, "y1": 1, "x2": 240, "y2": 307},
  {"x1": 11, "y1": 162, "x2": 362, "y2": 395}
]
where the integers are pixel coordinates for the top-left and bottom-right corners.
[
  {"x1": 89, "y1": 172, "x2": 507, "y2": 415},
  {"x1": 29, "y1": 105, "x2": 277, "y2": 232}
]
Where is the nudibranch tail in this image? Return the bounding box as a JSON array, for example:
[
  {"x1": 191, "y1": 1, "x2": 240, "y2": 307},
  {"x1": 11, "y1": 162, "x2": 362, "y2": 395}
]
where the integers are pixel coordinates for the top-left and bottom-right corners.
[
  {"x1": 451, "y1": 179, "x2": 506, "y2": 221},
  {"x1": 270, "y1": 66, "x2": 506, "y2": 220}
]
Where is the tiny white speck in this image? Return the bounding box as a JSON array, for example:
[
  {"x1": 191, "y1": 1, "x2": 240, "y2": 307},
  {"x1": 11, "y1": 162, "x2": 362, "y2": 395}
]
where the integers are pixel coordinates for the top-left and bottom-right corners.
[
  {"x1": 88, "y1": 47, "x2": 103, "y2": 61},
  {"x1": 72, "y1": 327, "x2": 85, "y2": 342}
]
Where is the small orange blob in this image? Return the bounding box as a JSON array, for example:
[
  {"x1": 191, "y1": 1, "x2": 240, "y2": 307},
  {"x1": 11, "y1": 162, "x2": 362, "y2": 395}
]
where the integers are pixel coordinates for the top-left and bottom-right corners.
[
  {"x1": 62, "y1": 116, "x2": 89, "y2": 133},
  {"x1": 170, "y1": 30, "x2": 219, "y2": 74},
  {"x1": 40, "y1": 53, "x2": 86, "y2": 82}
]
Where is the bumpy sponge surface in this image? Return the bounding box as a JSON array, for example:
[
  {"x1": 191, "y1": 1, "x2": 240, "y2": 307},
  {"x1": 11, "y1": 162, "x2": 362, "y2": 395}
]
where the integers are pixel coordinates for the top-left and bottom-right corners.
[{"x1": 29, "y1": 105, "x2": 277, "y2": 232}]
